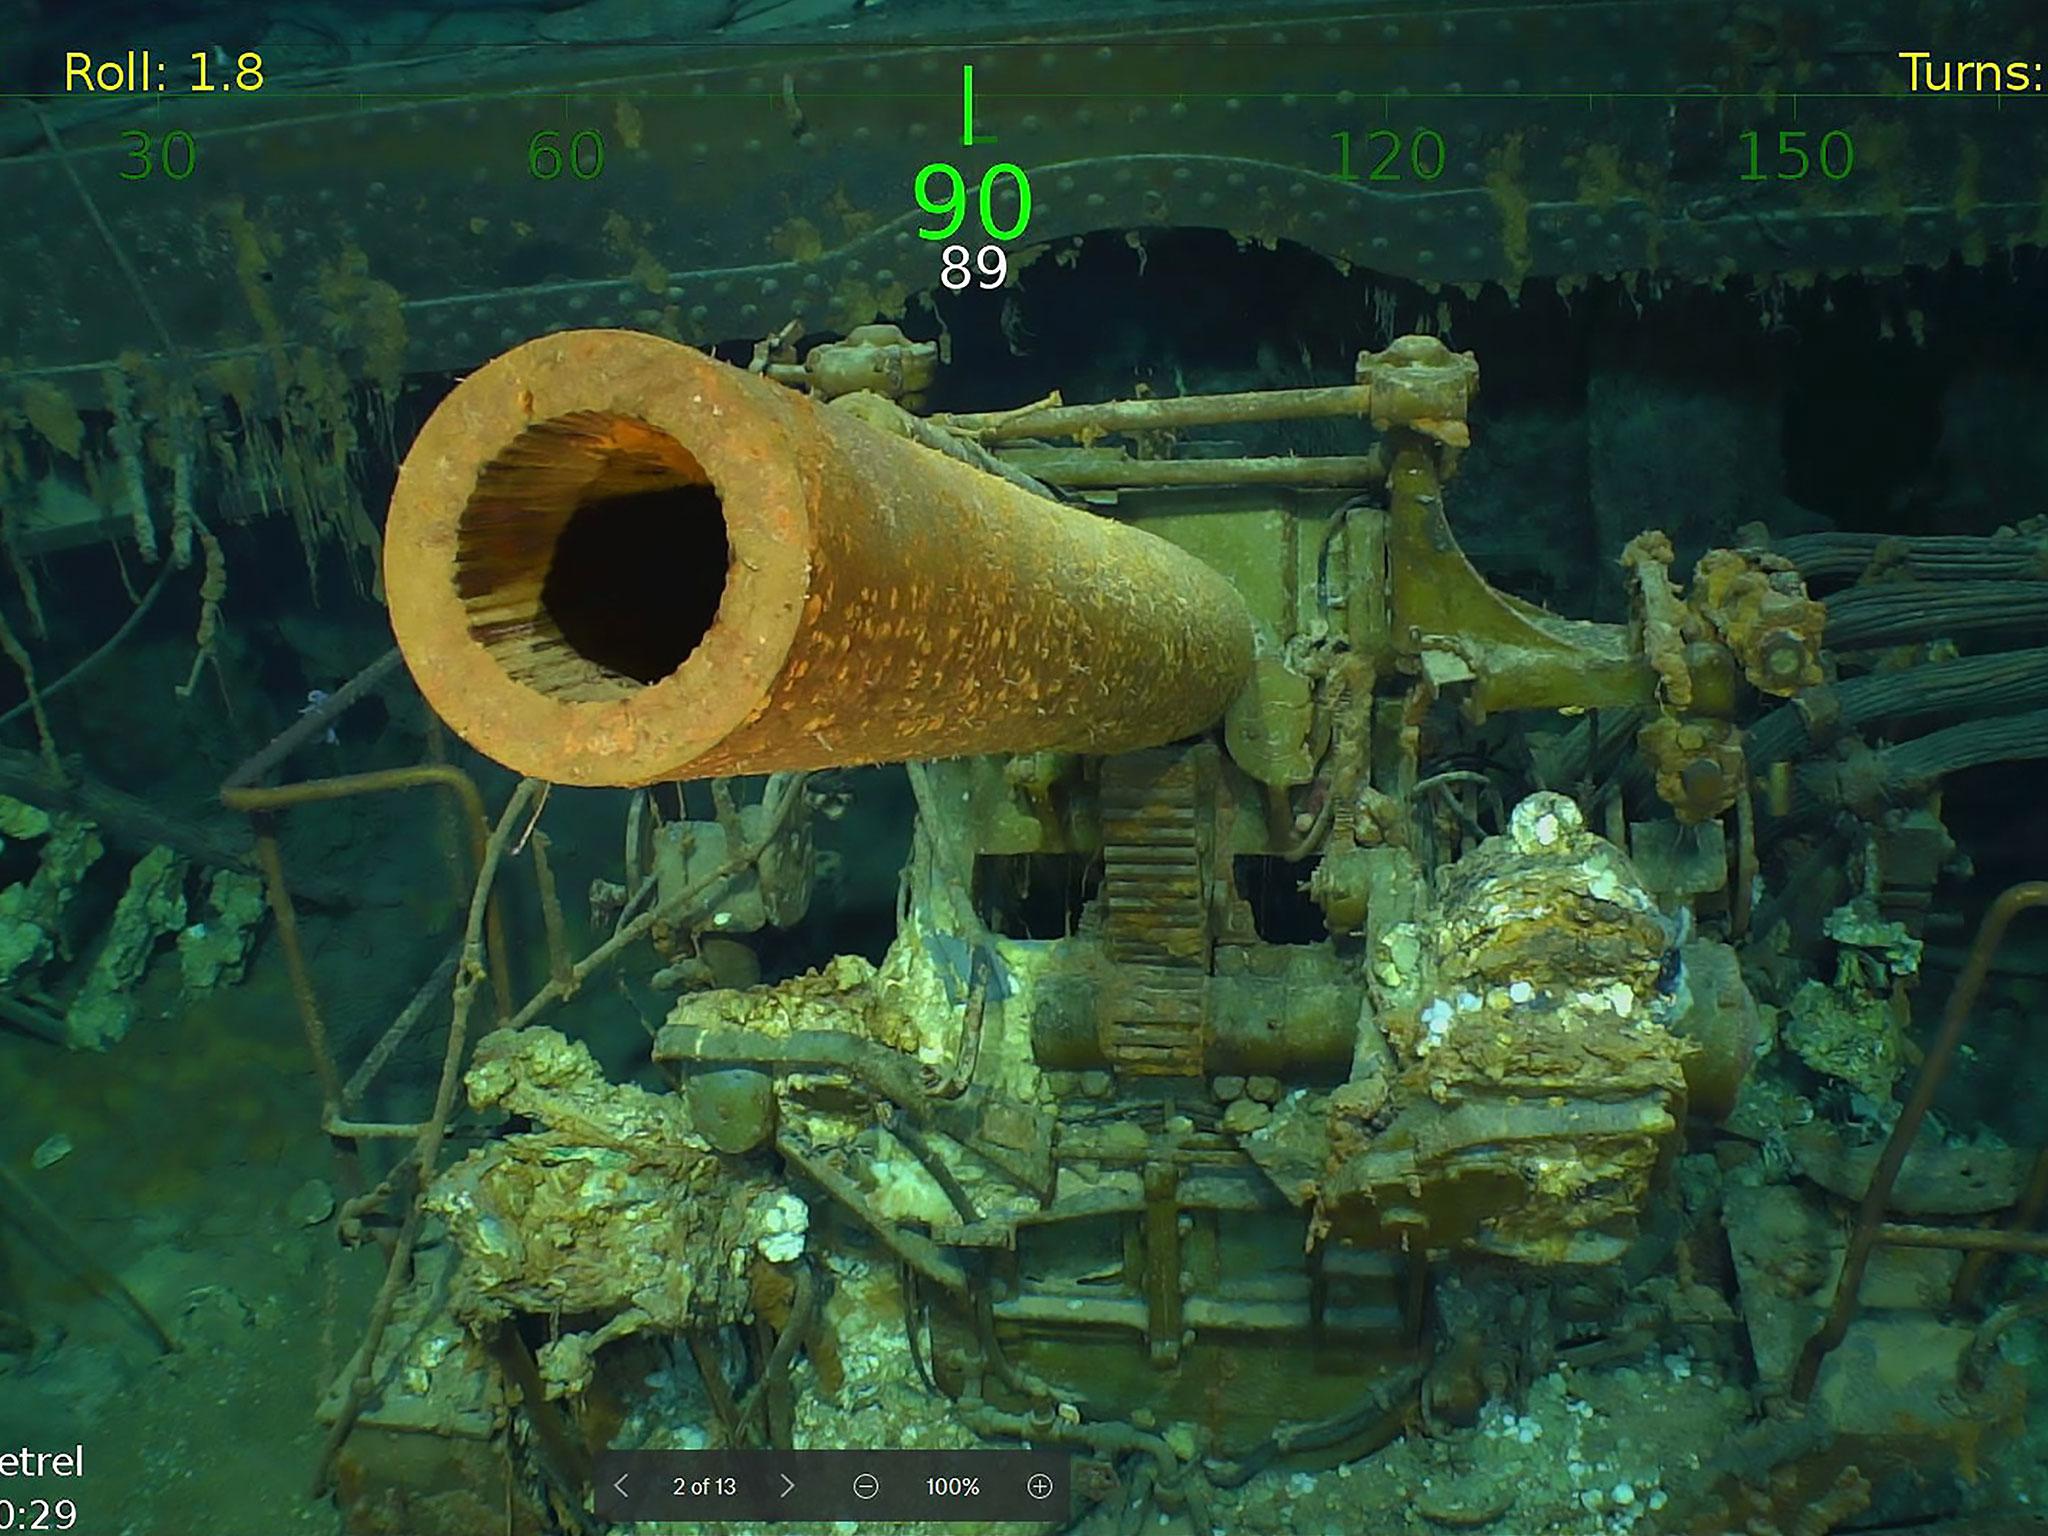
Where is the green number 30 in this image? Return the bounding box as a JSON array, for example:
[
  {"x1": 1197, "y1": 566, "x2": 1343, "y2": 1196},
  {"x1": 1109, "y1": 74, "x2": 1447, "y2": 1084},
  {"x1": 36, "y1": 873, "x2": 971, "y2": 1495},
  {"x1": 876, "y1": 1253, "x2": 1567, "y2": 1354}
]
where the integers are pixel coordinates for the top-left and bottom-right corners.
[{"x1": 119, "y1": 128, "x2": 196, "y2": 181}]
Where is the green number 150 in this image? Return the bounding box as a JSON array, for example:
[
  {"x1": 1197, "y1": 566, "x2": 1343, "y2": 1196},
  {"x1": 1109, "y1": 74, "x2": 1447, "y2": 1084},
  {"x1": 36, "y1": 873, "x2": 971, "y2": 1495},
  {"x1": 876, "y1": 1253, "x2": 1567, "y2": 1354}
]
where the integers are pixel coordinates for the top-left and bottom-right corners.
[
  {"x1": 914, "y1": 161, "x2": 1032, "y2": 242},
  {"x1": 1740, "y1": 128, "x2": 1853, "y2": 181}
]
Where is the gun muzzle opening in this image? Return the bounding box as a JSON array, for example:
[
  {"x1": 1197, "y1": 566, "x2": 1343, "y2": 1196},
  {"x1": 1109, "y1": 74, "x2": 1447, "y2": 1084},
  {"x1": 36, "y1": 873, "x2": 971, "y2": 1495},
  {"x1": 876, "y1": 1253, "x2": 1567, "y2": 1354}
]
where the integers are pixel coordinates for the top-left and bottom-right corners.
[
  {"x1": 387, "y1": 329, "x2": 1255, "y2": 787},
  {"x1": 452, "y1": 411, "x2": 730, "y2": 701}
]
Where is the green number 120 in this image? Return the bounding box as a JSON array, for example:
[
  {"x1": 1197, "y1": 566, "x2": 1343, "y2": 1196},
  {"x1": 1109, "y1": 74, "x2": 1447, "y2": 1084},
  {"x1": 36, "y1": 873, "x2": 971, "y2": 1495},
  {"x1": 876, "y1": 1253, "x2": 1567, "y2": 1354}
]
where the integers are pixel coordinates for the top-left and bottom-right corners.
[{"x1": 914, "y1": 162, "x2": 1032, "y2": 241}]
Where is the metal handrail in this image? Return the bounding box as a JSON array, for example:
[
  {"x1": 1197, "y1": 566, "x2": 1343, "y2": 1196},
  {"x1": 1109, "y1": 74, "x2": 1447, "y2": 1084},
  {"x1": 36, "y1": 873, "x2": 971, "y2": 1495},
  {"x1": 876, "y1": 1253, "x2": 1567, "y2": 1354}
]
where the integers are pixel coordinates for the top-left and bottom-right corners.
[{"x1": 1791, "y1": 881, "x2": 2048, "y2": 1400}]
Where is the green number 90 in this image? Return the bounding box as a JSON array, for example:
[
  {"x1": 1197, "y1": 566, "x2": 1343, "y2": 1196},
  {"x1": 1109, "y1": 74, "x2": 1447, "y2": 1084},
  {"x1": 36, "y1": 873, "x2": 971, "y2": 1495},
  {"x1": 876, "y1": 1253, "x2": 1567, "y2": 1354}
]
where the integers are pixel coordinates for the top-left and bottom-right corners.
[
  {"x1": 915, "y1": 162, "x2": 968, "y2": 241},
  {"x1": 914, "y1": 162, "x2": 1032, "y2": 242}
]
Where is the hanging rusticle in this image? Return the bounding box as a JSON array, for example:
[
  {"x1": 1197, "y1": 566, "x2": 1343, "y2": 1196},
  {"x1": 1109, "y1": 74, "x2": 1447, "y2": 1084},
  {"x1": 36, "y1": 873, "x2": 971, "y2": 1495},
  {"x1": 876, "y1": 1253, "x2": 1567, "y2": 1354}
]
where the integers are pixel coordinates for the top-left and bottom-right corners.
[
  {"x1": 102, "y1": 366, "x2": 157, "y2": 565},
  {"x1": 169, "y1": 449, "x2": 194, "y2": 570},
  {"x1": 0, "y1": 493, "x2": 45, "y2": 642},
  {"x1": 162, "y1": 384, "x2": 201, "y2": 572},
  {"x1": 176, "y1": 519, "x2": 226, "y2": 701},
  {"x1": 0, "y1": 604, "x2": 60, "y2": 777}
]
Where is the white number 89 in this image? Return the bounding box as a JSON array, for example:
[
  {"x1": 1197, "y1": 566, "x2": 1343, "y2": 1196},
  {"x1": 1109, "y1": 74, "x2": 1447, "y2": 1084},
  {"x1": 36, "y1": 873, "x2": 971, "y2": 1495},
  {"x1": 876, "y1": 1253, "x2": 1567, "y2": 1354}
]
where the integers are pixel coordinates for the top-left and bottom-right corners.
[{"x1": 940, "y1": 244, "x2": 1007, "y2": 291}]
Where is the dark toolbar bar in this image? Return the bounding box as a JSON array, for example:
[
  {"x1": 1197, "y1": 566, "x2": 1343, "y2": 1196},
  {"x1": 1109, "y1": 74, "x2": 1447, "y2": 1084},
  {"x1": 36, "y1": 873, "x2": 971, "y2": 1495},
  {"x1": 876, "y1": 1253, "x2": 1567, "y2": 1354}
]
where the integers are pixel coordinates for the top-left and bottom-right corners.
[{"x1": 596, "y1": 1449, "x2": 1071, "y2": 1524}]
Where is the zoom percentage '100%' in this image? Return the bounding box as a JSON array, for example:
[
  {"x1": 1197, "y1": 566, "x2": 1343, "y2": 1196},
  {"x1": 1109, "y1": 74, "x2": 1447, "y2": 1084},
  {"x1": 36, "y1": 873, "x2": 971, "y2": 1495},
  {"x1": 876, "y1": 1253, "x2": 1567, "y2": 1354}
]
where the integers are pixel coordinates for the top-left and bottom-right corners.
[{"x1": 926, "y1": 1477, "x2": 982, "y2": 1497}]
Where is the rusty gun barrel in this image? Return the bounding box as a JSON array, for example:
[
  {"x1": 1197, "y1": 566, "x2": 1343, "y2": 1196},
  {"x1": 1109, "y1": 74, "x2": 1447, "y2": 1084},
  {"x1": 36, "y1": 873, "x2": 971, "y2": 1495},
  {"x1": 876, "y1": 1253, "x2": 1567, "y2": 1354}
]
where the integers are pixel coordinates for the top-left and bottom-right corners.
[{"x1": 383, "y1": 329, "x2": 1255, "y2": 786}]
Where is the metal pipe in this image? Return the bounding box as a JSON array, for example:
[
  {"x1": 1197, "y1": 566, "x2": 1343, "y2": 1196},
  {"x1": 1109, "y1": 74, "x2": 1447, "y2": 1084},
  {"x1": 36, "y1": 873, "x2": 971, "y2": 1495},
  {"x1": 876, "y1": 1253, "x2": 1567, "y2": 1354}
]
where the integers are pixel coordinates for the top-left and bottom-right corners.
[
  {"x1": 0, "y1": 745, "x2": 348, "y2": 907},
  {"x1": 1824, "y1": 582, "x2": 2048, "y2": 649},
  {"x1": 312, "y1": 778, "x2": 541, "y2": 1497},
  {"x1": 249, "y1": 819, "x2": 344, "y2": 1115},
  {"x1": 1774, "y1": 530, "x2": 2048, "y2": 585},
  {"x1": 530, "y1": 829, "x2": 575, "y2": 996},
  {"x1": 775, "y1": 1131, "x2": 969, "y2": 1295},
  {"x1": 341, "y1": 942, "x2": 461, "y2": 1111},
  {"x1": 384, "y1": 330, "x2": 1255, "y2": 787},
  {"x1": 482, "y1": 1323, "x2": 600, "y2": 1527},
  {"x1": 221, "y1": 647, "x2": 405, "y2": 791},
  {"x1": 0, "y1": 993, "x2": 66, "y2": 1045},
  {"x1": 994, "y1": 451, "x2": 1388, "y2": 489},
  {"x1": 827, "y1": 391, "x2": 1063, "y2": 503},
  {"x1": 1746, "y1": 649, "x2": 2048, "y2": 773},
  {"x1": 1880, "y1": 1222, "x2": 2048, "y2": 1257},
  {"x1": 734, "y1": 1260, "x2": 817, "y2": 1444},
  {"x1": 1791, "y1": 881, "x2": 2048, "y2": 1399},
  {"x1": 1952, "y1": 1141, "x2": 2048, "y2": 1308},
  {"x1": 655, "y1": 1023, "x2": 929, "y2": 1118},
  {"x1": 932, "y1": 382, "x2": 1378, "y2": 442},
  {"x1": 1962, "y1": 1291, "x2": 2048, "y2": 1392},
  {"x1": 224, "y1": 766, "x2": 512, "y2": 1023}
]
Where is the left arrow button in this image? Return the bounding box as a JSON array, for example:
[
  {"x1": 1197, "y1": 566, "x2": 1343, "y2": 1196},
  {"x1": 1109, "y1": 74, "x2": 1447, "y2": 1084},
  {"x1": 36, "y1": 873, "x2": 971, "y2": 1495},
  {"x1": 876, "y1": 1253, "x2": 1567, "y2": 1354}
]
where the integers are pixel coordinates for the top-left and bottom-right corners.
[{"x1": 614, "y1": 1474, "x2": 630, "y2": 1498}]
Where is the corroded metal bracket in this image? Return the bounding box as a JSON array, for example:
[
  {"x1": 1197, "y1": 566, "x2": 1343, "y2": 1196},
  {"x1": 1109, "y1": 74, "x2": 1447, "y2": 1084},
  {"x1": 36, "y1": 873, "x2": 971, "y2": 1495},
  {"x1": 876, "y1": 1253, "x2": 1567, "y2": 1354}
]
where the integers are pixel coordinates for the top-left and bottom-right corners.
[{"x1": 1359, "y1": 339, "x2": 1654, "y2": 714}]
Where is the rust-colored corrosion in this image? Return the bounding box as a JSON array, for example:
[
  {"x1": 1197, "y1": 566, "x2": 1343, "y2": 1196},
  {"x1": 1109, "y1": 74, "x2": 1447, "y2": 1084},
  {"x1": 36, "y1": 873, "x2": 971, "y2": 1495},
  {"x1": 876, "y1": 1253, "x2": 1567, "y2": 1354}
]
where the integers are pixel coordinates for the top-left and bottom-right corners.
[{"x1": 384, "y1": 329, "x2": 1255, "y2": 786}]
